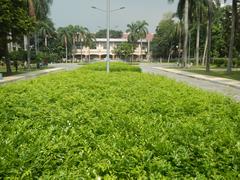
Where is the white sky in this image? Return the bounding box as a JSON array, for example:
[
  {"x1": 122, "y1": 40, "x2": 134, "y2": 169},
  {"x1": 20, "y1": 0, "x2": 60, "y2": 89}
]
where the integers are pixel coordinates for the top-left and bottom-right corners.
[{"x1": 50, "y1": 0, "x2": 231, "y2": 33}]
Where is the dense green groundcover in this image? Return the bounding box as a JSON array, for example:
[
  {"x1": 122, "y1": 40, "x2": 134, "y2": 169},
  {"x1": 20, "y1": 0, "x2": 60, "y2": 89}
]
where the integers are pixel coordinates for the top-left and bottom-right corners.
[{"x1": 0, "y1": 62, "x2": 240, "y2": 179}]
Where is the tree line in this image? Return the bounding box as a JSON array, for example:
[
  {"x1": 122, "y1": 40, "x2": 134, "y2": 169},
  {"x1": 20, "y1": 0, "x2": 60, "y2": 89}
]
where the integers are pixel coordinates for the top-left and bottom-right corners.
[
  {"x1": 152, "y1": 0, "x2": 240, "y2": 73},
  {"x1": 0, "y1": 0, "x2": 150, "y2": 74},
  {"x1": 1, "y1": 0, "x2": 239, "y2": 74}
]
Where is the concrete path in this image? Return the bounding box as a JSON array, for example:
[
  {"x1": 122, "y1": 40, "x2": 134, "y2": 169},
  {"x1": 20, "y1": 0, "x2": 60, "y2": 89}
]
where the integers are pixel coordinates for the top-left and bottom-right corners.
[
  {"x1": 0, "y1": 63, "x2": 81, "y2": 85},
  {"x1": 48, "y1": 63, "x2": 80, "y2": 71},
  {"x1": 140, "y1": 63, "x2": 240, "y2": 102}
]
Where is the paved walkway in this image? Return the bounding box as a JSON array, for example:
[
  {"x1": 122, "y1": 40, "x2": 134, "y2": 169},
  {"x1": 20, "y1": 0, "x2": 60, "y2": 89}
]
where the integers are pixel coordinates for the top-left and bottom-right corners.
[
  {"x1": 0, "y1": 63, "x2": 81, "y2": 85},
  {"x1": 140, "y1": 63, "x2": 240, "y2": 102}
]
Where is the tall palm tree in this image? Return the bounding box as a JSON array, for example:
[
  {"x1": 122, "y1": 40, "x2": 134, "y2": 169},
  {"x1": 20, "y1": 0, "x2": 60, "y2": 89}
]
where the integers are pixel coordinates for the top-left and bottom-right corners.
[
  {"x1": 73, "y1": 25, "x2": 90, "y2": 61},
  {"x1": 126, "y1": 23, "x2": 139, "y2": 44},
  {"x1": 83, "y1": 32, "x2": 96, "y2": 62},
  {"x1": 206, "y1": 0, "x2": 221, "y2": 72},
  {"x1": 195, "y1": 1, "x2": 201, "y2": 66},
  {"x1": 75, "y1": 26, "x2": 89, "y2": 61},
  {"x1": 28, "y1": 0, "x2": 53, "y2": 54},
  {"x1": 227, "y1": 0, "x2": 238, "y2": 73},
  {"x1": 169, "y1": 0, "x2": 189, "y2": 67},
  {"x1": 26, "y1": 0, "x2": 36, "y2": 69},
  {"x1": 57, "y1": 27, "x2": 72, "y2": 62},
  {"x1": 28, "y1": 0, "x2": 36, "y2": 19},
  {"x1": 169, "y1": 0, "x2": 220, "y2": 71},
  {"x1": 37, "y1": 18, "x2": 55, "y2": 48},
  {"x1": 136, "y1": 20, "x2": 149, "y2": 60},
  {"x1": 206, "y1": 0, "x2": 213, "y2": 72},
  {"x1": 25, "y1": 0, "x2": 53, "y2": 67},
  {"x1": 126, "y1": 22, "x2": 139, "y2": 62},
  {"x1": 191, "y1": 0, "x2": 208, "y2": 66},
  {"x1": 33, "y1": 0, "x2": 53, "y2": 21}
]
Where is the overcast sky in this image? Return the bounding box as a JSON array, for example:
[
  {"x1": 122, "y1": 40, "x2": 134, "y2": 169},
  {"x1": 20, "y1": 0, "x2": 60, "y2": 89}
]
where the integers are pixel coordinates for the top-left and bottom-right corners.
[{"x1": 50, "y1": 0, "x2": 231, "y2": 33}]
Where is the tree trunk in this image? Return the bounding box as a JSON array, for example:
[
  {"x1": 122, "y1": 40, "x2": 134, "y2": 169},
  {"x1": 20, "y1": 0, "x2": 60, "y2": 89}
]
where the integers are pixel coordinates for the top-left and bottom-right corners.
[
  {"x1": 88, "y1": 49, "x2": 90, "y2": 62},
  {"x1": 131, "y1": 43, "x2": 134, "y2": 64},
  {"x1": 227, "y1": 0, "x2": 237, "y2": 73},
  {"x1": 168, "y1": 42, "x2": 172, "y2": 63},
  {"x1": 183, "y1": 0, "x2": 189, "y2": 67},
  {"x1": 24, "y1": 35, "x2": 28, "y2": 50},
  {"x1": 45, "y1": 35, "x2": 48, "y2": 47},
  {"x1": 202, "y1": 24, "x2": 209, "y2": 66},
  {"x1": 3, "y1": 36, "x2": 11, "y2": 74},
  {"x1": 65, "y1": 45, "x2": 68, "y2": 63},
  {"x1": 27, "y1": 35, "x2": 31, "y2": 69},
  {"x1": 140, "y1": 39, "x2": 143, "y2": 61},
  {"x1": 147, "y1": 39, "x2": 151, "y2": 61},
  {"x1": 5, "y1": 58, "x2": 12, "y2": 75},
  {"x1": 72, "y1": 37, "x2": 75, "y2": 62},
  {"x1": 80, "y1": 40, "x2": 83, "y2": 61},
  {"x1": 34, "y1": 32, "x2": 38, "y2": 54},
  {"x1": 64, "y1": 35, "x2": 68, "y2": 63},
  {"x1": 188, "y1": 32, "x2": 191, "y2": 63},
  {"x1": 196, "y1": 11, "x2": 200, "y2": 66},
  {"x1": 206, "y1": 0, "x2": 213, "y2": 72},
  {"x1": 28, "y1": 0, "x2": 36, "y2": 19},
  {"x1": 178, "y1": 21, "x2": 182, "y2": 66}
]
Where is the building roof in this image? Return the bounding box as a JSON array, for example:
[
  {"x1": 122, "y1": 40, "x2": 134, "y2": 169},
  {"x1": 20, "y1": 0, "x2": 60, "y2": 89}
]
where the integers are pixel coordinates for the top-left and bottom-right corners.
[
  {"x1": 96, "y1": 38, "x2": 149, "y2": 43},
  {"x1": 96, "y1": 38, "x2": 128, "y2": 42}
]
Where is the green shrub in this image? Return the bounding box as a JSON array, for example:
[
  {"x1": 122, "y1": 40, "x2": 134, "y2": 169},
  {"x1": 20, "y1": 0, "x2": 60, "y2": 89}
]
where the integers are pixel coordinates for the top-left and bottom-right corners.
[
  {"x1": 82, "y1": 62, "x2": 142, "y2": 72},
  {"x1": 212, "y1": 58, "x2": 240, "y2": 68},
  {"x1": 0, "y1": 63, "x2": 240, "y2": 179},
  {"x1": 235, "y1": 58, "x2": 240, "y2": 68},
  {"x1": 212, "y1": 58, "x2": 226, "y2": 67},
  {"x1": 8, "y1": 50, "x2": 27, "y2": 62}
]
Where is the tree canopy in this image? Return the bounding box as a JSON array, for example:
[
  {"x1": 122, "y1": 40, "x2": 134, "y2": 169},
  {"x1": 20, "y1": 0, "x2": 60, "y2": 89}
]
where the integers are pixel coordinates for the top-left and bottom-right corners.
[
  {"x1": 95, "y1": 29, "x2": 123, "y2": 38},
  {"x1": 0, "y1": 0, "x2": 34, "y2": 57}
]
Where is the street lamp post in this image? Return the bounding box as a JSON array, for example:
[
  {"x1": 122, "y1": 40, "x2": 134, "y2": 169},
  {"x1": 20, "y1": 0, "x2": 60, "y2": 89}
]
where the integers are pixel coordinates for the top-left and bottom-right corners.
[
  {"x1": 106, "y1": 0, "x2": 110, "y2": 73},
  {"x1": 92, "y1": 2, "x2": 125, "y2": 73}
]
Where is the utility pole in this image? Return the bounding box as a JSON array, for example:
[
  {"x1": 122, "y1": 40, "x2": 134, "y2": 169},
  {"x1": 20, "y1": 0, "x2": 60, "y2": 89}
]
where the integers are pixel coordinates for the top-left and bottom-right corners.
[{"x1": 106, "y1": 0, "x2": 110, "y2": 73}]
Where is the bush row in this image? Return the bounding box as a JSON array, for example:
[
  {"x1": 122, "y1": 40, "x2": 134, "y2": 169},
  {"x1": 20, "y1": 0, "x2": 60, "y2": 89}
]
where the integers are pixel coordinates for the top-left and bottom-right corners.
[
  {"x1": 0, "y1": 63, "x2": 240, "y2": 179},
  {"x1": 6, "y1": 50, "x2": 59, "y2": 64},
  {"x1": 212, "y1": 58, "x2": 240, "y2": 67},
  {"x1": 81, "y1": 62, "x2": 142, "y2": 72}
]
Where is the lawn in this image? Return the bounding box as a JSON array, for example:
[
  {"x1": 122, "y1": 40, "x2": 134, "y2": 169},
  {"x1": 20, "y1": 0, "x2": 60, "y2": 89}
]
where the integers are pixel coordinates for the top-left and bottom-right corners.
[
  {"x1": 0, "y1": 62, "x2": 240, "y2": 179},
  {"x1": 154, "y1": 63, "x2": 240, "y2": 81},
  {"x1": 185, "y1": 69, "x2": 240, "y2": 81},
  {"x1": 0, "y1": 64, "x2": 49, "y2": 77}
]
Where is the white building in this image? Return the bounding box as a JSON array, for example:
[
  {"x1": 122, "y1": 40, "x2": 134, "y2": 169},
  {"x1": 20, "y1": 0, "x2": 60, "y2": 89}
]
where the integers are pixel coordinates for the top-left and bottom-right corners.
[{"x1": 74, "y1": 33, "x2": 154, "y2": 61}]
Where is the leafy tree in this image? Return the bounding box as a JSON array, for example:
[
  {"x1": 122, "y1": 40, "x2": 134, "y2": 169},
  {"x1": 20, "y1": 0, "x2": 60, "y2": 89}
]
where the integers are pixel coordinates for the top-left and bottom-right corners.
[
  {"x1": 210, "y1": 7, "x2": 228, "y2": 58},
  {"x1": 95, "y1": 29, "x2": 123, "y2": 38},
  {"x1": 0, "y1": 0, "x2": 34, "y2": 74},
  {"x1": 152, "y1": 13, "x2": 178, "y2": 60},
  {"x1": 114, "y1": 43, "x2": 134, "y2": 61}
]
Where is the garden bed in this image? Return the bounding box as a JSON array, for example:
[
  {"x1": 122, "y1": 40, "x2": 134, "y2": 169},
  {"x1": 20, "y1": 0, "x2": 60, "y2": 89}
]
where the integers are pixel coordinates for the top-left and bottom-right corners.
[{"x1": 0, "y1": 62, "x2": 240, "y2": 179}]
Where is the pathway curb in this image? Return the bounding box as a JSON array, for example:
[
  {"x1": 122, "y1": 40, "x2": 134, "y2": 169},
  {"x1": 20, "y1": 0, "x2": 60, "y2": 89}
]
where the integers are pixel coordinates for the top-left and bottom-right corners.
[
  {"x1": 0, "y1": 67, "x2": 64, "y2": 85},
  {"x1": 152, "y1": 67, "x2": 240, "y2": 89}
]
